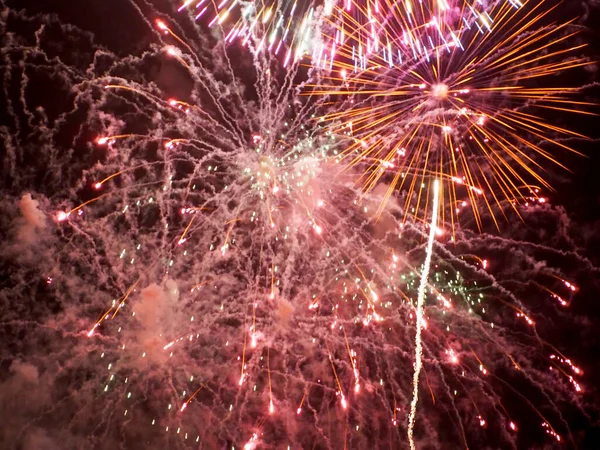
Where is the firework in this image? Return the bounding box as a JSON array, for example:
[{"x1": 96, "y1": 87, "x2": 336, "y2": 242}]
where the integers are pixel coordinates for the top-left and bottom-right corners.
[
  {"x1": 311, "y1": 0, "x2": 593, "y2": 229},
  {"x1": 0, "y1": 1, "x2": 590, "y2": 449},
  {"x1": 176, "y1": 0, "x2": 338, "y2": 66},
  {"x1": 407, "y1": 179, "x2": 439, "y2": 450},
  {"x1": 309, "y1": 0, "x2": 504, "y2": 71}
]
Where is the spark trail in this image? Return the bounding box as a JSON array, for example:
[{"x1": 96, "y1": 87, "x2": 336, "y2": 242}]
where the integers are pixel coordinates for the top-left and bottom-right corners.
[{"x1": 408, "y1": 179, "x2": 440, "y2": 450}]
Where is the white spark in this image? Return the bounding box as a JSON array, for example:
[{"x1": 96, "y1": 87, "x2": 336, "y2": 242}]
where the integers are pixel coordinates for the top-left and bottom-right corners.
[{"x1": 408, "y1": 179, "x2": 440, "y2": 450}]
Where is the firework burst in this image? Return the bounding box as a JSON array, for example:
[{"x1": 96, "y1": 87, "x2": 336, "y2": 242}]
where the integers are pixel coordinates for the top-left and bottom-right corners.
[
  {"x1": 177, "y1": 0, "x2": 340, "y2": 67},
  {"x1": 0, "y1": 1, "x2": 592, "y2": 449},
  {"x1": 311, "y1": 0, "x2": 594, "y2": 230}
]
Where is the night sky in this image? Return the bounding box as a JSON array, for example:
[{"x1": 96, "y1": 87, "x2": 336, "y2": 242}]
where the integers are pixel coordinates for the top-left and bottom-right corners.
[{"x1": 1, "y1": 1, "x2": 600, "y2": 449}]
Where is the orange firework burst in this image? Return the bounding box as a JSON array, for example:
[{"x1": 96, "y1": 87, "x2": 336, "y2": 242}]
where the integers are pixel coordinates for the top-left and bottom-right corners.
[{"x1": 310, "y1": 0, "x2": 594, "y2": 230}]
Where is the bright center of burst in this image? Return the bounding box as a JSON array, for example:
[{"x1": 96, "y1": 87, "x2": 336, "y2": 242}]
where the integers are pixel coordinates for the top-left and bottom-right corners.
[{"x1": 431, "y1": 83, "x2": 449, "y2": 99}]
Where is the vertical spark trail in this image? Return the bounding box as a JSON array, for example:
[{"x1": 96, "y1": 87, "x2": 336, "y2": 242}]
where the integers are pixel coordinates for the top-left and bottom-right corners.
[{"x1": 408, "y1": 179, "x2": 440, "y2": 450}]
